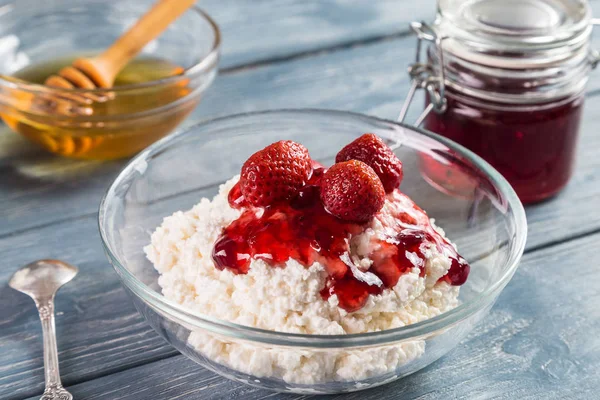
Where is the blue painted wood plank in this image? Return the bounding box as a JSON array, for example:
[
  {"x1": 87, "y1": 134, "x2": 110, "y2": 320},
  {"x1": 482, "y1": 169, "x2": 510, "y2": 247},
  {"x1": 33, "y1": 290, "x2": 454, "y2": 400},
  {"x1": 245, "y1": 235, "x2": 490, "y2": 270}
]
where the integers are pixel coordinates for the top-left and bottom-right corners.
[
  {"x1": 205, "y1": 0, "x2": 434, "y2": 69},
  {"x1": 25, "y1": 230, "x2": 600, "y2": 400},
  {"x1": 211, "y1": 0, "x2": 600, "y2": 69}
]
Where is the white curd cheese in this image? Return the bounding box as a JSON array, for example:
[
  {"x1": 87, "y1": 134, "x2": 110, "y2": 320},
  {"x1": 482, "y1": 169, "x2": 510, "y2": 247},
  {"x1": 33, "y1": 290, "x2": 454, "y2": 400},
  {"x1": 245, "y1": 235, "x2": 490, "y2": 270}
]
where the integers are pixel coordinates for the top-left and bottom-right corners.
[{"x1": 145, "y1": 176, "x2": 461, "y2": 384}]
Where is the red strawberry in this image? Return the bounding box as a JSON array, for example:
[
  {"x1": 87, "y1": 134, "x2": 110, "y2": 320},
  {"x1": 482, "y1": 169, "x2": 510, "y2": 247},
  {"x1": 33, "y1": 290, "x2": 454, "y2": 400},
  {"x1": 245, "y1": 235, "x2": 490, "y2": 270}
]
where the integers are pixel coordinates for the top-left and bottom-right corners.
[
  {"x1": 240, "y1": 140, "x2": 312, "y2": 207},
  {"x1": 336, "y1": 133, "x2": 403, "y2": 193},
  {"x1": 320, "y1": 160, "x2": 385, "y2": 223}
]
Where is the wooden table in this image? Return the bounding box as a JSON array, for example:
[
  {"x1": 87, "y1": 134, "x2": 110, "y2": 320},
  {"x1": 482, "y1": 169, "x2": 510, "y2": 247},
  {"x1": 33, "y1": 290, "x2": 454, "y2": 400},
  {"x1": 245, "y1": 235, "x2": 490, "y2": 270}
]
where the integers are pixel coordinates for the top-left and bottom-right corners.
[{"x1": 2, "y1": 1, "x2": 600, "y2": 399}]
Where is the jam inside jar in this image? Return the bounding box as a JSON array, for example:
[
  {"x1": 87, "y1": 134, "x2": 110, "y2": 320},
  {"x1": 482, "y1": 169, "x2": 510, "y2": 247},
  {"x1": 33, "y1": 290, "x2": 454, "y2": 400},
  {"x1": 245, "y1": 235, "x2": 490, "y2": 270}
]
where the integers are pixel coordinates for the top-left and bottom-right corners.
[
  {"x1": 423, "y1": 89, "x2": 584, "y2": 204},
  {"x1": 411, "y1": 0, "x2": 597, "y2": 204}
]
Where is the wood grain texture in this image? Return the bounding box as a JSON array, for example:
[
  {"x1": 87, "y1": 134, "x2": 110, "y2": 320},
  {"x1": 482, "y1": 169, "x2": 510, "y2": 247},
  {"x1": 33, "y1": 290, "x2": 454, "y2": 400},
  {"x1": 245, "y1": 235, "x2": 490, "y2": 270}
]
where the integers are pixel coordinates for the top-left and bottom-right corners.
[
  {"x1": 204, "y1": 0, "x2": 433, "y2": 69},
  {"x1": 24, "y1": 231, "x2": 600, "y2": 400},
  {"x1": 210, "y1": 0, "x2": 600, "y2": 69}
]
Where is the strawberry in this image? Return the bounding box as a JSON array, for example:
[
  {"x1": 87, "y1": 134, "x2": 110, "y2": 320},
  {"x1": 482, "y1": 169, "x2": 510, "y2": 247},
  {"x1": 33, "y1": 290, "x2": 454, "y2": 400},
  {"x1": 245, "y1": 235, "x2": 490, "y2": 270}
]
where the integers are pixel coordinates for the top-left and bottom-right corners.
[
  {"x1": 240, "y1": 140, "x2": 312, "y2": 207},
  {"x1": 320, "y1": 160, "x2": 385, "y2": 223},
  {"x1": 336, "y1": 133, "x2": 403, "y2": 193}
]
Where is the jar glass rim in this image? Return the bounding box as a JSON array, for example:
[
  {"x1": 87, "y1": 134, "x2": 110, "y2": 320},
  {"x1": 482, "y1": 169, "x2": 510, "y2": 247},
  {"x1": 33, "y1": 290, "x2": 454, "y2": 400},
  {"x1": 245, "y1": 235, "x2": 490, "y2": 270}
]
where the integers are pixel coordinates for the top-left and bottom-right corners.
[
  {"x1": 442, "y1": 84, "x2": 586, "y2": 110},
  {"x1": 436, "y1": 0, "x2": 592, "y2": 49}
]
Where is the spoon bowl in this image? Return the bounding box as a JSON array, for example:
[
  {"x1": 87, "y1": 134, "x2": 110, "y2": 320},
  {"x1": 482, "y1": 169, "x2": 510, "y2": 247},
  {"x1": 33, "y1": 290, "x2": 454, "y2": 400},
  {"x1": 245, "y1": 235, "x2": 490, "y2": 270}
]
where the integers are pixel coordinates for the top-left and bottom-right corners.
[{"x1": 9, "y1": 260, "x2": 78, "y2": 300}]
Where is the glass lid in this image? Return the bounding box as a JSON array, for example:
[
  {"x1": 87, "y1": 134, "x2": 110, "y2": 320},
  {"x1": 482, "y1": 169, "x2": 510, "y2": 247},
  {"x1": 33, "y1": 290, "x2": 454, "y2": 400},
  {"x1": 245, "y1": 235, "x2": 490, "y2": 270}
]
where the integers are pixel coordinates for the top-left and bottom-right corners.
[{"x1": 435, "y1": 0, "x2": 592, "y2": 68}]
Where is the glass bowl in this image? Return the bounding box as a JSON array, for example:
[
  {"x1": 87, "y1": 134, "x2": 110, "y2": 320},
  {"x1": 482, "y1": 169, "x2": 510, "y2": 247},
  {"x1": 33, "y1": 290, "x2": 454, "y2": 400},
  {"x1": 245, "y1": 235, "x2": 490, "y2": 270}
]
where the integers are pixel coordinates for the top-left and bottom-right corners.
[
  {"x1": 99, "y1": 109, "x2": 527, "y2": 394},
  {"x1": 0, "y1": 0, "x2": 219, "y2": 160}
]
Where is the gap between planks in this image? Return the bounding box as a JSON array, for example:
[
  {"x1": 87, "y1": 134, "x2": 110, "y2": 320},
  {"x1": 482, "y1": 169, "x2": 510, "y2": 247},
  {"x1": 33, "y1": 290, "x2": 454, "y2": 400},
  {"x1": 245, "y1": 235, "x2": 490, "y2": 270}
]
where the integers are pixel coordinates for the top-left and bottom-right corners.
[{"x1": 220, "y1": 30, "x2": 414, "y2": 75}]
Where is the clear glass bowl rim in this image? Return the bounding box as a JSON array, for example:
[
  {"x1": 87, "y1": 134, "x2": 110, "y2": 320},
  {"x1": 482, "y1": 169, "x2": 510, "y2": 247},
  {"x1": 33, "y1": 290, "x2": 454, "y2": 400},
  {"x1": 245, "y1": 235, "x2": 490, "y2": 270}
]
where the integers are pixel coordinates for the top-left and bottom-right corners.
[
  {"x1": 0, "y1": 2, "x2": 221, "y2": 95},
  {"x1": 98, "y1": 108, "x2": 527, "y2": 349}
]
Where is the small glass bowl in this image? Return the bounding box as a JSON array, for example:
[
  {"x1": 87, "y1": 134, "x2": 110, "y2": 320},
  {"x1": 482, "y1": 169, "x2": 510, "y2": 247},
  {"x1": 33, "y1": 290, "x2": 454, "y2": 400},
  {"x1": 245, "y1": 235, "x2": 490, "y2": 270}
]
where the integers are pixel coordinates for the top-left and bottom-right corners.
[
  {"x1": 0, "y1": 0, "x2": 220, "y2": 160},
  {"x1": 99, "y1": 110, "x2": 527, "y2": 394}
]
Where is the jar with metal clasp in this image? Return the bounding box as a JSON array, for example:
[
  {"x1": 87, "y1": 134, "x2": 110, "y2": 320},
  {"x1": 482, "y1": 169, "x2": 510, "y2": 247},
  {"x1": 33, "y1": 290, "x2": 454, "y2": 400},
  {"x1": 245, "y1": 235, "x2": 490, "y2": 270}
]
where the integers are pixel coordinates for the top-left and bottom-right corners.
[{"x1": 400, "y1": 0, "x2": 599, "y2": 204}]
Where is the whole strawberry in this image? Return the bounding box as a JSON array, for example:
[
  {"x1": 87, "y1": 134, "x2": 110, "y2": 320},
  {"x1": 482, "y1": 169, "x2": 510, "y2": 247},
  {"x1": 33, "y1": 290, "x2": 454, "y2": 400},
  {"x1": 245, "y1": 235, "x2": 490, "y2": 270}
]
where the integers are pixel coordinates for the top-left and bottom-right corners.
[
  {"x1": 320, "y1": 160, "x2": 385, "y2": 223},
  {"x1": 336, "y1": 133, "x2": 403, "y2": 193},
  {"x1": 240, "y1": 140, "x2": 312, "y2": 207}
]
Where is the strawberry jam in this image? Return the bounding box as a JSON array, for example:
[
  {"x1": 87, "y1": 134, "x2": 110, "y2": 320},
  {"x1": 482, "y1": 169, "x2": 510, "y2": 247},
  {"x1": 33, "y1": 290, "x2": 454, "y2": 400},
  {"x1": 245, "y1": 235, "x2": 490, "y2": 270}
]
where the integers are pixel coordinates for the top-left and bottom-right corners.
[
  {"x1": 213, "y1": 170, "x2": 470, "y2": 312},
  {"x1": 423, "y1": 84, "x2": 583, "y2": 204}
]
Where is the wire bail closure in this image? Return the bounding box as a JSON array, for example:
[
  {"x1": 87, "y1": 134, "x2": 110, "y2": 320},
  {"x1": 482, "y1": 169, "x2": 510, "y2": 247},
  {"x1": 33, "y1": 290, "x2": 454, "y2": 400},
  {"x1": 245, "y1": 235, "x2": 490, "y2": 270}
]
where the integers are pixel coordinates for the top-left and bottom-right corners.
[
  {"x1": 397, "y1": 21, "x2": 447, "y2": 125},
  {"x1": 399, "y1": 18, "x2": 600, "y2": 126}
]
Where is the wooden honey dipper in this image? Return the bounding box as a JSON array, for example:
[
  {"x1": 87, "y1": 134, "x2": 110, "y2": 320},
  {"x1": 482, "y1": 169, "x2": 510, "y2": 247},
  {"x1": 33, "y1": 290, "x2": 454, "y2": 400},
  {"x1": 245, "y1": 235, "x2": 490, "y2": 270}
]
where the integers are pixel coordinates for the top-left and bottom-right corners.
[{"x1": 45, "y1": 0, "x2": 196, "y2": 93}]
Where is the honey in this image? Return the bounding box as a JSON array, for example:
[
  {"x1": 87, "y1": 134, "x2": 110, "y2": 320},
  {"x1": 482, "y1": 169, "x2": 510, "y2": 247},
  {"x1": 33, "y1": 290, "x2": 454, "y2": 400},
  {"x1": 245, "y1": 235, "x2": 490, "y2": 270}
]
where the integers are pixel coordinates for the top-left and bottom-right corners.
[{"x1": 0, "y1": 55, "x2": 197, "y2": 160}]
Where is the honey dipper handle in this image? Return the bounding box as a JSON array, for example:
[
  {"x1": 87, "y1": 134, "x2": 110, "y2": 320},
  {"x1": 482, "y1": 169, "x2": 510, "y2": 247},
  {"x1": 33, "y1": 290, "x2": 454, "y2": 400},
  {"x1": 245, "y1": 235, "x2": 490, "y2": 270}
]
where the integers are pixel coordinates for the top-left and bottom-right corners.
[{"x1": 95, "y1": 0, "x2": 197, "y2": 85}]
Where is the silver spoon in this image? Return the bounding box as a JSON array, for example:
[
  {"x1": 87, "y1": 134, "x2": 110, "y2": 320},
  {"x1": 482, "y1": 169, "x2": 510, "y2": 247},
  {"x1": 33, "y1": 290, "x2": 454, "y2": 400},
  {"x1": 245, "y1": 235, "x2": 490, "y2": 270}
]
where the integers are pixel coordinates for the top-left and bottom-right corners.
[{"x1": 9, "y1": 260, "x2": 78, "y2": 400}]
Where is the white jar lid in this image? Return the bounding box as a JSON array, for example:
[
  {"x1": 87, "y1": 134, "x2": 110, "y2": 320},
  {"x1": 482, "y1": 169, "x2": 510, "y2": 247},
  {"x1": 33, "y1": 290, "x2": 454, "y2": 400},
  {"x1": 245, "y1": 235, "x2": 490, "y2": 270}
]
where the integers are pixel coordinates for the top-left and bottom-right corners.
[{"x1": 435, "y1": 0, "x2": 592, "y2": 68}]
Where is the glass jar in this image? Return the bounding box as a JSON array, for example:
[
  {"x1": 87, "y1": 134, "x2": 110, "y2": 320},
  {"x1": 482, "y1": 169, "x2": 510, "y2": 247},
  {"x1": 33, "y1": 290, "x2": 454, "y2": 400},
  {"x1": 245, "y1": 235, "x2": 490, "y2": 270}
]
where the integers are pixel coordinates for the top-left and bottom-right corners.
[{"x1": 406, "y1": 0, "x2": 598, "y2": 204}]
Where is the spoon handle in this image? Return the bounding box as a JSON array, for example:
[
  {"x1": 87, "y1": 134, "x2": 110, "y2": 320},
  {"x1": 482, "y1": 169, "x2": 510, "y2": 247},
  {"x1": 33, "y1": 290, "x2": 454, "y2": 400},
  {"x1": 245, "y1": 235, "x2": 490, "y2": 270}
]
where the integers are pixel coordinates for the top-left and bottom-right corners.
[
  {"x1": 36, "y1": 298, "x2": 73, "y2": 400},
  {"x1": 94, "y1": 0, "x2": 197, "y2": 84}
]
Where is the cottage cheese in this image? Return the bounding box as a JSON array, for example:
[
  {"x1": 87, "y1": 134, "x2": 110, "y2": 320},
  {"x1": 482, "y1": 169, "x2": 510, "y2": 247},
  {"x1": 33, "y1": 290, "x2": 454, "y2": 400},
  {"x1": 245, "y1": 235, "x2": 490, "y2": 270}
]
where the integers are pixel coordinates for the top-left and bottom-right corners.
[{"x1": 145, "y1": 177, "x2": 461, "y2": 384}]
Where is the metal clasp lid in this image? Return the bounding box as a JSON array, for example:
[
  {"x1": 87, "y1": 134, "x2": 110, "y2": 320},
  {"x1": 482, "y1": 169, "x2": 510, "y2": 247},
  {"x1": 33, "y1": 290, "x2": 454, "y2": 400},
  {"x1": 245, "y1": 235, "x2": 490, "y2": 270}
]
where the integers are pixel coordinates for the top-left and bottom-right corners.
[
  {"x1": 397, "y1": 22, "x2": 447, "y2": 126},
  {"x1": 399, "y1": 15, "x2": 600, "y2": 126}
]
